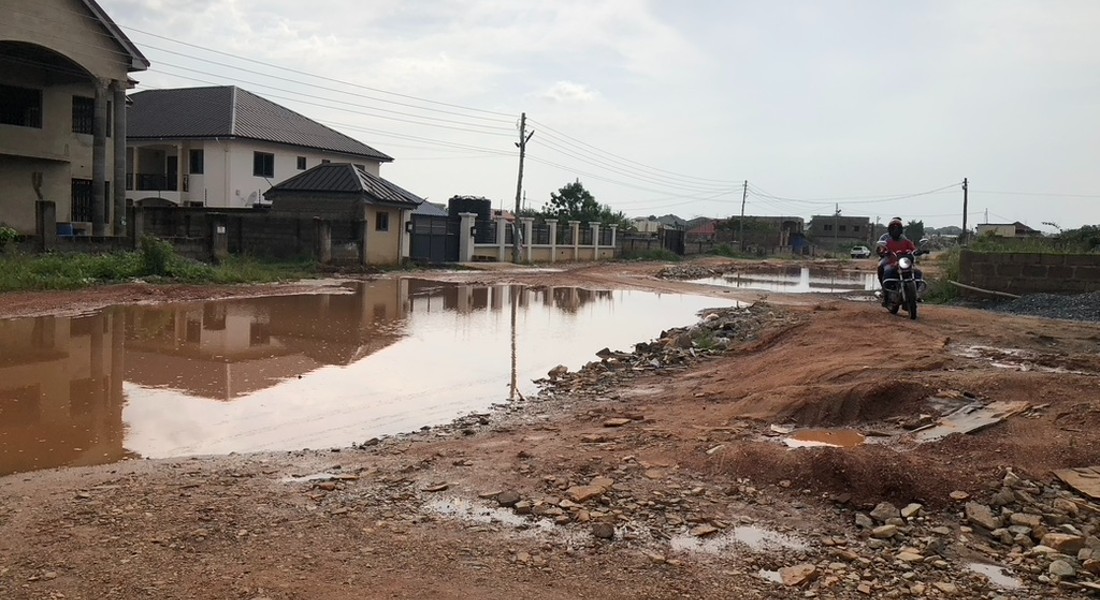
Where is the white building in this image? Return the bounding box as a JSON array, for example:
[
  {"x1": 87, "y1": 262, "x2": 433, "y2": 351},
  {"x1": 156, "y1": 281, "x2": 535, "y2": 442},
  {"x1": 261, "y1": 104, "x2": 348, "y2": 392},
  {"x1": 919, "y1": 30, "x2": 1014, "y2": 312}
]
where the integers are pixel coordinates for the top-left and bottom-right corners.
[{"x1": 125, "y1": 86, "x2": 392, "y2": 208}]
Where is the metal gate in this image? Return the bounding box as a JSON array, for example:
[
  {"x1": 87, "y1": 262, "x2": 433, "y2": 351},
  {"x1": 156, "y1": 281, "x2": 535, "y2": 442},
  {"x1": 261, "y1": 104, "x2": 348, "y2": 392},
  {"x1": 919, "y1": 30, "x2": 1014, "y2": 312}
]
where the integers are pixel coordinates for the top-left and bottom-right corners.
[
  {"x1": 410, "y1": 214, "x2": 460, "y2": 263},
  {"x1": 661, "y1": 227, "x2": 686, "y2": 255}
]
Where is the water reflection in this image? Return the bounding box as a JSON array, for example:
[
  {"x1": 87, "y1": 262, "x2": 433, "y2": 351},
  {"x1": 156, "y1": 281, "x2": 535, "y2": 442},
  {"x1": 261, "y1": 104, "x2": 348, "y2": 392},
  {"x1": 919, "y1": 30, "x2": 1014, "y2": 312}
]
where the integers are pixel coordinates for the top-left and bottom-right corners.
[
  {"x1": 0, "y1": 280, "x2": 721, "y2": 475},
  {"x1": 695, "y1": 267, "x2": 876, "y2": 294}
]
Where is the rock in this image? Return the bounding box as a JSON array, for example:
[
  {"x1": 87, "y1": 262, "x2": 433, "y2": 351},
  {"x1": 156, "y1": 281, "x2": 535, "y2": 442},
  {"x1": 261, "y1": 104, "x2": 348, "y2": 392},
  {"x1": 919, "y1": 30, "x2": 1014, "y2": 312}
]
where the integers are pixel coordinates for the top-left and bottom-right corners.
[
  {"x1": 566, "y1": 477, "x2": 614, "y2": 503},
  {"x1": 991, "y1": 488, "x2": 1016, "y2": 507},
  {"x1": 422, "y1": 482, "x2": 449, "y2": 492},
  {"x1": 513, "y1": 500, "x2": 532, "y2": 515},
  {"x1": 316, "y1": 482, "x2": 337, "y2": 492},
  {"x1": 591, "y1": 522, "x2": 615, "y2": 539},
  {"x1": 1053, "y1": 498, "x2": 1080, "y2": 517},
  {"x1": 1083, "y1": 559, "x2": 1100, "y2": 575},
  {"x1": 496, "y1": 491, "x2": 521, "y2": 507},
  {"x1": 933, "y1": 581, "x2": 958, "y2": 595},
  {"x1": 1049, "y1": 559, "x2": 1076, "y2": 578},
  {"x1": 857, "y1": 583, "x2": 873, "y2": 595},
  {"x1": 872, "y1": 525, "x2": 898, "y2": 539},
  {"x1": 690, "y1": 524, "x2": 719, "y2": 537},
  {"x1": 896, "y1": 551, "x2": 924, "y2": 563},
  {"x1": 548, "y1": 365, "x2": 569, "y2": 380},
  {"x1": 1041, "y1": 533, "x2": 1086, "y2": 554},
  {"x1": 602, "y1": 418, "x2": 632, "y2": 428},
  {"x1": 580, "y1": 433, "x2": 612, "y2": 443},
  {"x1": 965, "y1": 502, "x2": 1002, "y2": 531},
  {"x1": 901, "y1": 503, "x2": 923, "y2": 519},
  {"x1": 950, "y1": 490, "x2": 971, "y2": 501},
  {"x1": 855, "y1": 513, "x2": 875, "y2": 529},
  {"x1": 909, "y1": 583, "x2": 926, "y2": 595},
  {"x1": 1009, "y1": 513, "x2": 1041, "y2": 529},
  {"x1": 931, "y1": 526, "x2": 953, "y2": 536},
  {"x1": 641, "y1": 550, "x2": 666, "y2": 564},
  {"x1": 43, "y1": 572, "x2": 57, "y2": 580},
  {"x1": 870, "y1": 502, "x2": 900, "y2": 523},
  {"x1": 1014, "y1": 533, "x2": 1034, "y2": 548},
  {"x1": 778, "y1": 564, "x2": 818, "y2": 587}
]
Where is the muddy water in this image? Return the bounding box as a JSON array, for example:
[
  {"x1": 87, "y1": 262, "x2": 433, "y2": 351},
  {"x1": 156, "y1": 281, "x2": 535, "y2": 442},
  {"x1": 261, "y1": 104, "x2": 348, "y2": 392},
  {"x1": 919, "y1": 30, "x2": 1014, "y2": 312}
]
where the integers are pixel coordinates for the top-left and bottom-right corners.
[
  {"x1": 694, "y1": 267, "x2": 876, "y2": 293},
  {"x1": 0, "y1": 279, "x2": 731, "y2": 476},
  {"x1": 783, "y1": 428, "x2": 866, "y2": 448}
]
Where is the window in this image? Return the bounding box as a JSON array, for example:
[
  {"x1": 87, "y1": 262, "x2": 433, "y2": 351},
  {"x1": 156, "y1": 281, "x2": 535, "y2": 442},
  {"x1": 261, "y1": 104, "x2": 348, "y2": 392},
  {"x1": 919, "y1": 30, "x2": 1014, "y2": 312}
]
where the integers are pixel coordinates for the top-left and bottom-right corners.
[
  {"x1": 71, "y1": 179, "x2": 93, "y2": 222},
  {"x1": 839, "y1": 225, "x2": 847, "y2": 232},
  {"x1": 0, "y1": 84, "x2": 43, "y2": 128},
  {"x1": 375, "y1": 211, "x2": 389, "y2": 232},
  {"x1": 296, "y1": 156, "x2": 306, "y2": 170},
  {"x1": 853, "y1": 225, "x2": 861, "y2": 232},
  {"x1": 253, "y1": 151, "x2": 274, "y2": 178},
  {"x1": 73, "y1": 96, "x2": 94, "y2": 134},
  {"x1": 823, "y1": 224, "x2": 833, "y2": 232},
  {"x1": 189, "y1": 149, "x2": 204, "y2": 174}
]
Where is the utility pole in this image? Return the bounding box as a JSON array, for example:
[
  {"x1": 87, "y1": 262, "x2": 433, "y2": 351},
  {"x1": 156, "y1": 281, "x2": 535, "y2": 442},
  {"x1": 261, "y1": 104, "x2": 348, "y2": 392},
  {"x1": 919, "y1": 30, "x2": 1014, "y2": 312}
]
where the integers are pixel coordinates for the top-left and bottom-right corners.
[
  {"x1": 739, "y1": 180, "x2": 747, "y2": 251},
  {"x1": 512, "y1": 112, "x2": 534, "y2": 263},
  {"x1": 961, "y1": 177, "x2": 969, "y2": 245},
  {"x1": 834, "y1": 203, "x2": 840, "y2": 255}
]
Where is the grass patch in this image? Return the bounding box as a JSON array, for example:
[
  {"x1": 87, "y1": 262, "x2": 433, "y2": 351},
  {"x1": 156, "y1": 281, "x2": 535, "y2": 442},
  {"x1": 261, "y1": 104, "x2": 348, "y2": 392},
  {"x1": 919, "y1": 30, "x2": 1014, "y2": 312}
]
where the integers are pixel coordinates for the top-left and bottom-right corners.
[
  {"x1": 0, "y1": 237, "x2": 316, "y2": 293},
  {"x1": 922, "y1": 246, "x2": 961, "y2": 303}
]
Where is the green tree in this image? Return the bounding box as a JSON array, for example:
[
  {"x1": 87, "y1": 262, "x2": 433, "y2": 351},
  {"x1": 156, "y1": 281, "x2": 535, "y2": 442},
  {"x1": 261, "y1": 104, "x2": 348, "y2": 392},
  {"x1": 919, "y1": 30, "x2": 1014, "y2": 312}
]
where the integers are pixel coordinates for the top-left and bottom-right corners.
[
  {"x1": 541, "y1": 179, "x2": 630, "y2": 228},
  {"x1": 906, "y1": 219, "x2": 925, "y2": 241}
]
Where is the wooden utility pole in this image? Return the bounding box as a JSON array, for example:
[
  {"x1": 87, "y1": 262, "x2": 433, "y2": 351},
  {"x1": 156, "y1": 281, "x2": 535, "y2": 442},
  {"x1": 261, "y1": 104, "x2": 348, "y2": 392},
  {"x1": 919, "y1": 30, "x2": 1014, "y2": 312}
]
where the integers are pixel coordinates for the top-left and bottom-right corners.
[
  {"x1": 833, "y1": 203, "x2": 840, "y2": 253},
  {"x1": 739, "y1": 180, "x2": 747, "y2": 251},
  {"x1": 512, "y1": 112, "x2": 534, "y2": 263},
  {"x1": 961, "y1": 177, "x2": 969, "y2": 244}
]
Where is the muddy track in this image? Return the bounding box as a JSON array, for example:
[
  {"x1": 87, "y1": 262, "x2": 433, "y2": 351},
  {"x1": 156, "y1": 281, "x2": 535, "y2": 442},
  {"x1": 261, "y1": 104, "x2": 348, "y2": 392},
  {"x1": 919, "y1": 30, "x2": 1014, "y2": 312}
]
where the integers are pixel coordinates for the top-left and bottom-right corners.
[{"x1": 2, "y1": 258, "x2": 1100, "y2": 599}]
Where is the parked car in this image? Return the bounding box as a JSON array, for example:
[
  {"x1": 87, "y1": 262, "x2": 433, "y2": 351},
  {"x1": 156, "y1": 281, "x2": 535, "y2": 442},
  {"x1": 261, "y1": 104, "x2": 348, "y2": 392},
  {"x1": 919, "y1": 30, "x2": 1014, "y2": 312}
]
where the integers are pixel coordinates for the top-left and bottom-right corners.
[{"x1": 850, "y1": 245, "x2": 871, "y2": 259}]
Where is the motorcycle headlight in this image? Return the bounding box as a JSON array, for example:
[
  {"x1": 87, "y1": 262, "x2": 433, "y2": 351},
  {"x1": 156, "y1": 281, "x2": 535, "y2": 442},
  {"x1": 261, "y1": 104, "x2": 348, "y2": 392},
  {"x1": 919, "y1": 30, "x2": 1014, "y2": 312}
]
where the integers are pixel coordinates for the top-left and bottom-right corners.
[{"x1": 898, "y1": 257, "x2": 913, "y2": 269}]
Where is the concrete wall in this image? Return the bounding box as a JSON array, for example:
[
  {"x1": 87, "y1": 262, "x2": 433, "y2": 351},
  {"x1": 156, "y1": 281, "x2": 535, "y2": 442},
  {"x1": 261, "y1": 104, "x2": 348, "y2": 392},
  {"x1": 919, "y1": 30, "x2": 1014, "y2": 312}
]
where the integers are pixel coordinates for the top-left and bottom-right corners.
[
  {"x1": 959, "y1": 250, "x2": 1100, "y2": 295},
  {"x1": 127, "y1": 139, "x2": 384, "y2": 209},
  {"x1": 364, "y1": 206, "x2": 403, "y2": 266},
  {"x1": 0, "y1": 0, "x2": 132, "y2": 81}
]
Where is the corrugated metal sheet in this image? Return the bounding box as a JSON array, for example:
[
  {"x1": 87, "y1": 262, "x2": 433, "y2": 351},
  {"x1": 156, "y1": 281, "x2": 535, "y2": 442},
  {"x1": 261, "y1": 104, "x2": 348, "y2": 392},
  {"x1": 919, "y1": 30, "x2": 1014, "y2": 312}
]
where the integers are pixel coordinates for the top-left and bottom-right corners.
[{"x1": 128, "y1": 86, "x2": 392, "y2": 162}]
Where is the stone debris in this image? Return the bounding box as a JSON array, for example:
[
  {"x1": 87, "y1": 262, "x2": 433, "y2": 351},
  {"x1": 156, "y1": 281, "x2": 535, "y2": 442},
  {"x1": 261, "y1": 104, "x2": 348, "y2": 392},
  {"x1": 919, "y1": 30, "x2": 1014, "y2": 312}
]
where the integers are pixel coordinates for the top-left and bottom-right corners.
[{"x1": 778, "y1": 564, "x2": 817, "y2": 587}]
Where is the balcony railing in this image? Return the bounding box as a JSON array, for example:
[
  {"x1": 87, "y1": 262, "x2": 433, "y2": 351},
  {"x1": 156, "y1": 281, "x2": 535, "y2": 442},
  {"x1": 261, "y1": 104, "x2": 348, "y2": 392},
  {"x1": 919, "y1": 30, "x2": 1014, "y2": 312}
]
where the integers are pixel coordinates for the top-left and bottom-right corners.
[{"x1": 128, "y1": 173, "x2": 178, "y2": 192}]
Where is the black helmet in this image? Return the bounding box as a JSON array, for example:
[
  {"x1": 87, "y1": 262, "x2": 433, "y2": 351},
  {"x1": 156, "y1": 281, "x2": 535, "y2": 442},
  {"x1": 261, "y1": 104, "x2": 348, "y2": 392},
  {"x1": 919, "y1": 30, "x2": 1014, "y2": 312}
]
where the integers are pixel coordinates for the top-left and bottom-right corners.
[{"x1": 887, "y1": 217, "x2": 904, "y2": 240}]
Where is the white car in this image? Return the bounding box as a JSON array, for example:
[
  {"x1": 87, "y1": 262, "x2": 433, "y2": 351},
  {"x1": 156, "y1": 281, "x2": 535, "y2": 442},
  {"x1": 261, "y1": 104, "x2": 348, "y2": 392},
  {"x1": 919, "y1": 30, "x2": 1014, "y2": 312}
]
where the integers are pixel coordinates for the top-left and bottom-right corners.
[{"x1": 850, "y1": 245, "x2": 871, "y2": 259}]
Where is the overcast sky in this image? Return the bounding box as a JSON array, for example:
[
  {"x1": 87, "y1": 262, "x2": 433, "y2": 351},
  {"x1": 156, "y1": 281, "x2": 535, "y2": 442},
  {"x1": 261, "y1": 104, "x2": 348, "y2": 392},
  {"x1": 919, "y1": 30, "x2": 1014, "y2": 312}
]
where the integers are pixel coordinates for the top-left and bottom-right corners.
[{"x1": 101, "y1": 0, "x2": 1100, "y2": 231}]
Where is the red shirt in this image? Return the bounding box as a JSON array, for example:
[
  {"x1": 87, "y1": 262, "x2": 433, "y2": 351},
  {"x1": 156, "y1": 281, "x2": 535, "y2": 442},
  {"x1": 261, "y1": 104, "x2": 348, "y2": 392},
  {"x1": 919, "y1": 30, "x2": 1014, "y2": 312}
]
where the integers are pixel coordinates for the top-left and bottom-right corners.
[{"x1": 879, "y1": 235, "x2": 916, "y2": 265}]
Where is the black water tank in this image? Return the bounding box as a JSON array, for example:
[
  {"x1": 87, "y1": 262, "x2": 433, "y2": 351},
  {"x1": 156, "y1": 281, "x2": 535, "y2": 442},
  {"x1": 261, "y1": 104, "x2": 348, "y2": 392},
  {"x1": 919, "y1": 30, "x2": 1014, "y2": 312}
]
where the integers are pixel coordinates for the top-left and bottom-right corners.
[{"x1": 447, "y1": 196, "x2": 492, "y2": 221}]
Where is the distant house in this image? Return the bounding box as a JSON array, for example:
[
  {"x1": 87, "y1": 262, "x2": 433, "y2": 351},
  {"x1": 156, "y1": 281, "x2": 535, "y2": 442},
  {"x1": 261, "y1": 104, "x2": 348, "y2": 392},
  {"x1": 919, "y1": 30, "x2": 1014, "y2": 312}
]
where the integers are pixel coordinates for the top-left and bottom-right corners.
[
  {"x1": 976, "y1": 222, "x2": 1042, "y2": 238},
  {"x1": 0, "y1": 0, "x2": 149, "y2": 235},
  {"x1": 125, "y1": 86, "x2": 392, "y2": 209},
  {"x1": 264, "y1": 162, "x2": 424, "y2": 265},
  {"x1": 807, "y1": 214, "x2": 872, "y2": 249},
  {"x1": 630, "y1": 214, "x2": 685, "y2": 236},
  {"x1": 685, "y1": 217, "x2": 717, "y2": 240}
]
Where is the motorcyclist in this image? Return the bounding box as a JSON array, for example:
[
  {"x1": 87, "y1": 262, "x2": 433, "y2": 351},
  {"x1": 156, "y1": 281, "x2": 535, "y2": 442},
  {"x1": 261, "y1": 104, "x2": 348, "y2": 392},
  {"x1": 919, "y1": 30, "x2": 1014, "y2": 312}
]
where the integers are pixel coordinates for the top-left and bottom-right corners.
[{"x1": 874, "y1": 217, "x2": 919, "y2": 304}]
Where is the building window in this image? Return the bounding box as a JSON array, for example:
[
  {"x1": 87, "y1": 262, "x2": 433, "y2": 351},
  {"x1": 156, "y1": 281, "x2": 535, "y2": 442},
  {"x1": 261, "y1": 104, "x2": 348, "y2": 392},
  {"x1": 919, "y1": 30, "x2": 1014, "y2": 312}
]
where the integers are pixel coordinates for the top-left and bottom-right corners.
[
  {"x1": 296, "y1": 156, "x2": 306, "y2": 170},
  {"x1": 823, "y1": 224, "x2": 833, "y2": 232},
  {"x1": 375, "y1": 211, "x2": 389, "y2": 232},
  {"x1": 71, "y1": 179, "x2": 93, "y2": 222},
  {"x1": 0, "y1": 84, "x2": 43, "y2": 128},
  {"x1": 189, "y1": 149, "x2": 204, "y2": 174},
  {"x1": 73, "y1": 96, "x2": 94, "y2": 134},
  {"x1": 839, "y1": 225, "x2": 847, "y2": 232},
  {"x1": 853, "y1": 225, "x2": 861, "y2": 232},
  {"x1": 253, "y1": 152, "x2": 274, "y2": 178}
]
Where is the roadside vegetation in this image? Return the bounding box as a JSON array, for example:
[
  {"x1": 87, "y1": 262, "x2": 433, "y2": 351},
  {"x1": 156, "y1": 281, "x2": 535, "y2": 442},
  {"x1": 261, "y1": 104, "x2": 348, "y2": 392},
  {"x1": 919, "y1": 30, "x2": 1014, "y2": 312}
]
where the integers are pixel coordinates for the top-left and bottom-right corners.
[{"x1": 0, "y1": 236, "x2": 315, "y2": 293}]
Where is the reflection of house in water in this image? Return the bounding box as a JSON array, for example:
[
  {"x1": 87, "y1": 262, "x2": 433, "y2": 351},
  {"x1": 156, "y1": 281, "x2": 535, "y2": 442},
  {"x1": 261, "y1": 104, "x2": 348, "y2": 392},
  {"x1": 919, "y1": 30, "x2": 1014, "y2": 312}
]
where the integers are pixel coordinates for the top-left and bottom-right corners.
[
  {"x1": 406, "y1": 281, "x2": 613, "y2": 315},
  {"x1": 124, "y1": 279, "x2": 411, "y2": 401},
  {"x1": 0, "y1": 311, "x2": 127, "y2": 476}
]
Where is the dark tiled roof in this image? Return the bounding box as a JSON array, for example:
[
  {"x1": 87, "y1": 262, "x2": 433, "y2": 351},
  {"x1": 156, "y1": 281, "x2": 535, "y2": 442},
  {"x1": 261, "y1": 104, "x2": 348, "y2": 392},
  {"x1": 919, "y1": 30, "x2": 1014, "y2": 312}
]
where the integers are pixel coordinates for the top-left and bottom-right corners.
[
  {"x1": 128, "y1": 86, "x2": 392, "y2": 162},
  {"x1": 413, "y1": 202, "x2": 449, "y2": 217},
  {"x1": 267, "y1": 163, "x2": 422, "y2": 207}
]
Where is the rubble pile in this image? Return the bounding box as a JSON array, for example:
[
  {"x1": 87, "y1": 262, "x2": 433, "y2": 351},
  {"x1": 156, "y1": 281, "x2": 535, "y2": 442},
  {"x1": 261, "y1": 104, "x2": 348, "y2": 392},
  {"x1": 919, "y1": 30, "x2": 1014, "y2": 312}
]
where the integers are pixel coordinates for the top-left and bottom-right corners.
[
  {"x1": 655, "y1": 265, "x2": 720, "y2": 280},
  {"x1": 535, "y1": 303, "x2": 800, "y2": 399}
]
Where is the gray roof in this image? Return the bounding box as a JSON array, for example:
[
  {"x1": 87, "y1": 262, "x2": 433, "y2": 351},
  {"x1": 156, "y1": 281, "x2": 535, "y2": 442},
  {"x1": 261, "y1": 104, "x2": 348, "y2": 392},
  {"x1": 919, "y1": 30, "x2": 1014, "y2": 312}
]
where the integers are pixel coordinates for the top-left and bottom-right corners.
[
  {"x1": 266, "y1": 163, "x2": 422, "y2": 207},
  {"x1": 128, "y1": 86, "x2": 392, "y2": 162},
  {"x1": 80, "y1": 0, "x2": 150, "y2": 71},
  {"x1": 413, "y1": 202, "x2": 449, "y2": 217}
]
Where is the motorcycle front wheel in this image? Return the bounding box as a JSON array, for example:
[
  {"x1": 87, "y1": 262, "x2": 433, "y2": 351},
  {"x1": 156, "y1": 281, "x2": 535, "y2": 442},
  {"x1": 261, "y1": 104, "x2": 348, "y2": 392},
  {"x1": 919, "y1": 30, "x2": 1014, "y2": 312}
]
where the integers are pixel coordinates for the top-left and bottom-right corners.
[{"x1": 904, "y1": 281, "x2": 918, "y2": 320}]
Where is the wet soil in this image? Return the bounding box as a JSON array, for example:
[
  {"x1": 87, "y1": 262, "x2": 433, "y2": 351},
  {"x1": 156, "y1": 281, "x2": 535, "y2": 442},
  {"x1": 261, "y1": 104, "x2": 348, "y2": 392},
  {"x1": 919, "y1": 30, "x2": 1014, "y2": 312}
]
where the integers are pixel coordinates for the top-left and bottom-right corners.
[{"x1": 1, "y1": 257, "x2": 1099, "y2": 599}]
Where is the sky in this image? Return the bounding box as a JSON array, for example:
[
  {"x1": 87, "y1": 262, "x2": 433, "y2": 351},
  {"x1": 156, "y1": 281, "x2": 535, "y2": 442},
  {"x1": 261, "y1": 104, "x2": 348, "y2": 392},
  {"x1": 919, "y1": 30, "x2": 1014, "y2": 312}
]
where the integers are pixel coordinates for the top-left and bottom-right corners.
[{"x1": 96, "y1": 0, "x2": 1100, "y2": 231}]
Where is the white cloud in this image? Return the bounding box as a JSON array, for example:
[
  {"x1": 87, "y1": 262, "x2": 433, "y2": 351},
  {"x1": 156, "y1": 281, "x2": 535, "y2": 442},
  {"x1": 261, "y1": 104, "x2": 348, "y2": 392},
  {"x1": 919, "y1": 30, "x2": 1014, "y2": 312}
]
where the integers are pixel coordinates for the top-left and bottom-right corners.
[{"x1": 541, "y1": 81, "x2": 597, "y2": 103}]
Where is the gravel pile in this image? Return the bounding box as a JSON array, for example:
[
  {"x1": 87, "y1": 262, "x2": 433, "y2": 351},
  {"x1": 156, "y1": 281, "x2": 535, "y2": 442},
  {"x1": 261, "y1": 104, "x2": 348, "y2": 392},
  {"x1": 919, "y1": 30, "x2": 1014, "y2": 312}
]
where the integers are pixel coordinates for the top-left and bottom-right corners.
[{"x1": 989, "y1": 291, "x2": 1100, "y2": 322}]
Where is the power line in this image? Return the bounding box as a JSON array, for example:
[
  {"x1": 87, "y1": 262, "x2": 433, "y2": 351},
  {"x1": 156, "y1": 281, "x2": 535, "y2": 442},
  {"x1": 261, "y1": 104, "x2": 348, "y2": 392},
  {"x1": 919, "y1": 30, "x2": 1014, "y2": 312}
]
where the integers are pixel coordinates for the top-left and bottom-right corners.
[{"x1": 748, "y1": 182, "x2": 962, "y2": 206}]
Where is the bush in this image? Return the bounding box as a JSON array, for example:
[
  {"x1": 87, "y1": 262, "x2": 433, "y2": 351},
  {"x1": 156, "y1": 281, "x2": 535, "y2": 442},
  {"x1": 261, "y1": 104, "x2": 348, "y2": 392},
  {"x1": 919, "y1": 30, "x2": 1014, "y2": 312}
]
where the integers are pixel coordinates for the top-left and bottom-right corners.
[{"x1": 140, "y1": 235, "x2": 175, "y2": 276}]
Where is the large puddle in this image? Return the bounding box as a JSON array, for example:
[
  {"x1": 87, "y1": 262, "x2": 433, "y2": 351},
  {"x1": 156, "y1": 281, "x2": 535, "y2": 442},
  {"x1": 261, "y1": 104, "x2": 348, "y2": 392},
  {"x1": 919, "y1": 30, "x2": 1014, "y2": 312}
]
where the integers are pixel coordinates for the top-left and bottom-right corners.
[
  {"x1": 0, "y1": 279, "x2": 731, "y2": 476},
  {"x1": 693, "y1": 267, "x2": 876, "y2": 294}
]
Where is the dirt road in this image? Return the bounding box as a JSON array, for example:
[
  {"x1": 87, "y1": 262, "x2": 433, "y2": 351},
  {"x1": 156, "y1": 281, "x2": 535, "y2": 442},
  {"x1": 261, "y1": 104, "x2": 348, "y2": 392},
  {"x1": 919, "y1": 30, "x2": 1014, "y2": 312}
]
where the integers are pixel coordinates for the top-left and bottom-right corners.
[{"x1": 2, "y1": 258, "x2": 1099, "y2": 599}]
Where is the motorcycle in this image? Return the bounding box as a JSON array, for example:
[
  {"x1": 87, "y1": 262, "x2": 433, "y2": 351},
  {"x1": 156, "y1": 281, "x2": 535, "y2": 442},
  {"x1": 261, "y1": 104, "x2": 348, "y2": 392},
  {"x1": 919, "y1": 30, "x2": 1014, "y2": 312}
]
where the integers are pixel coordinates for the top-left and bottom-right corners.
[{"x1": 874, "y1": 239, "x2": 929, "y2": 320}]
